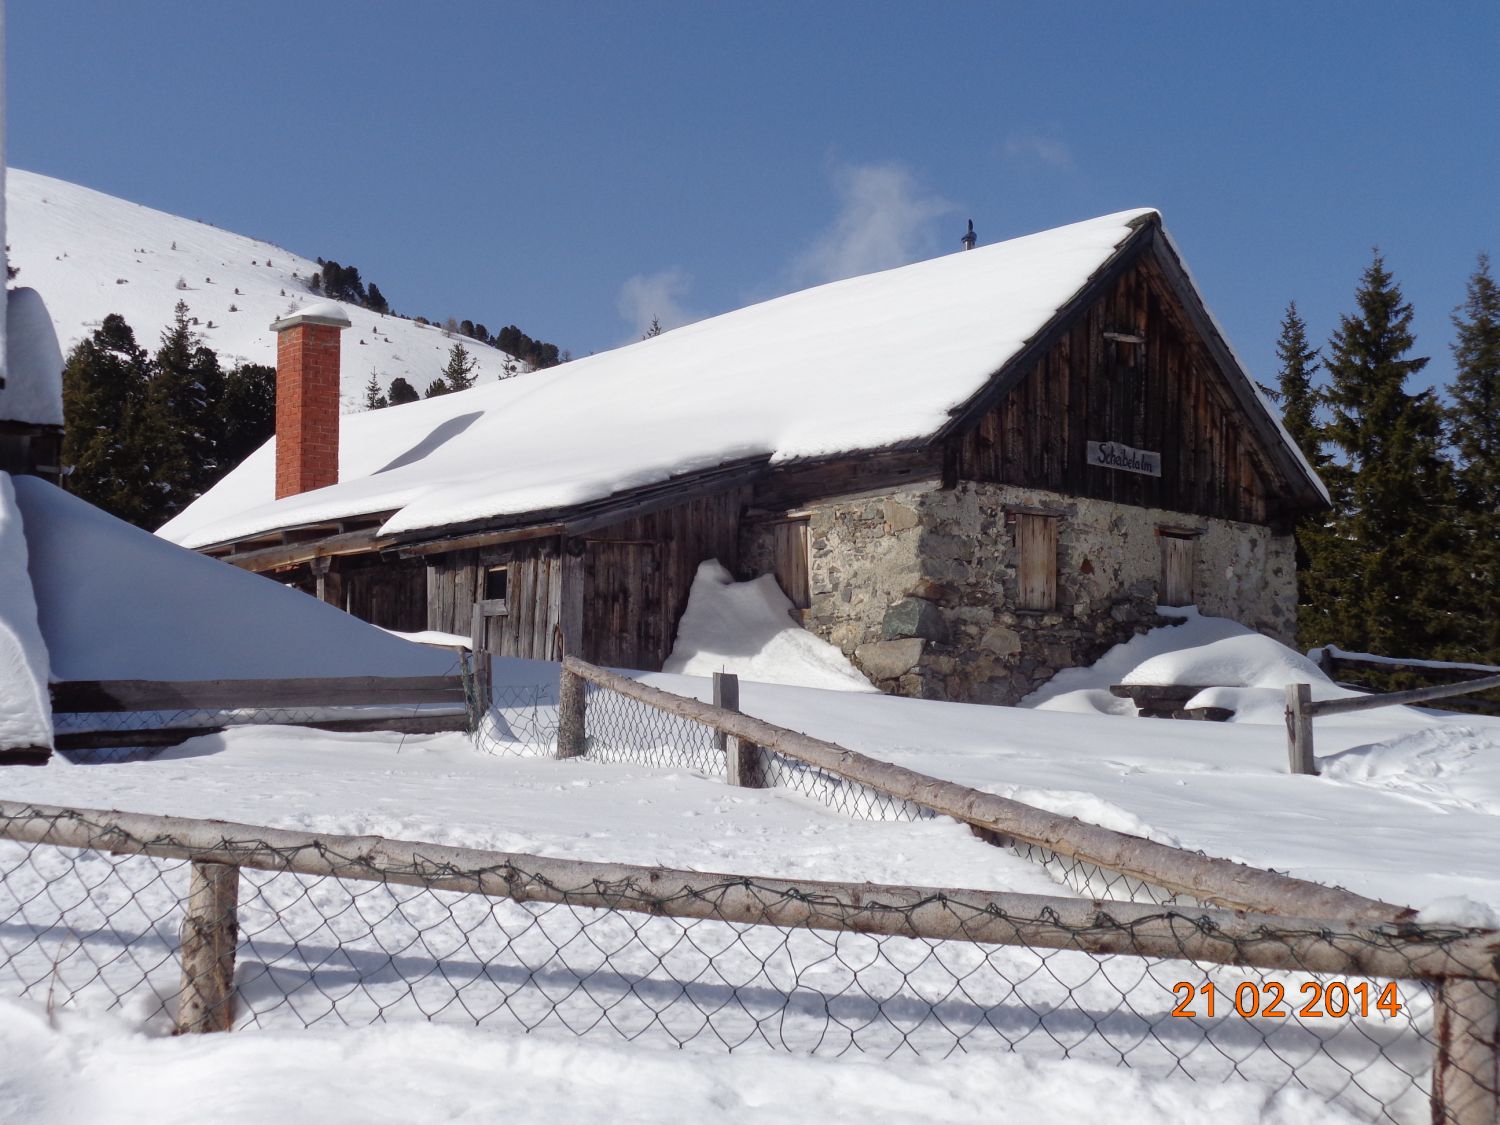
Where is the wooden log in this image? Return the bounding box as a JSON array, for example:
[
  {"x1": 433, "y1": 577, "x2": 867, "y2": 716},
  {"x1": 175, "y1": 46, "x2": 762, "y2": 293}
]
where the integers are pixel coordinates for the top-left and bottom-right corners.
[
  {"x1": 1285, "y1": 683, "x2": 1316, "y2": 775},
  {"x1": 1433, "y1": 979, "x2": 1500, "y2": 1125},
  {"x1": 0, "y1": 798, "x2": 1491, "y2": 984},
  {"x1": 51, "y1": 675, "x2": 468, "y2": 714},
  {"x1": 557, "y1": 665, "x2": 586, "y2": 758},
  {"x1": 174, "y1": 861, "x2": 239, "y2": 1034},
  {"x1": 714, "y1": 673, "x2": 764, "y2": 787},
  {"x1": 1307, "y1": 673, "x2": 1500, "y2": 718},
  {"x1": 562, "y1": 657, "x2": 1410, "y2": 924}
]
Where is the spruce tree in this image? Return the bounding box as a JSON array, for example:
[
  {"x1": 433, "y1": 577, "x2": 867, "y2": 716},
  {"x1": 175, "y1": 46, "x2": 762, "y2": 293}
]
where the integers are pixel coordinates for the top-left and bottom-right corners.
[
  {"x1": 441, "y1": 342, "x2": 477, "y2": 391},
  {"x1": 424, "y1": 377, "x2": 451, "y2": 398},
  {"x1": 387, "y1": 377, "x2": 420, "y2": 406},
  {"x1": 1273, "y1": 302, "x2": 1324, "y2": 467},
  {"x1": 1308, "y1": 253, "x2": 1458, "y2": 657},
  {"x1": 142, "y1": 300, "x2": 225, "y2": 527},
  {"x1": 364, "y1": 370, "x2": 388, "y2": 410},
  {"x1": 1447, "y1": 254, "x2": 1500, "y2": 661},
  {"x1": 218, "y1": 363, "x2": 276, "y2": 472},
  {"x1": 60, "y1": 315, "x2": 154, "y2": 526}
]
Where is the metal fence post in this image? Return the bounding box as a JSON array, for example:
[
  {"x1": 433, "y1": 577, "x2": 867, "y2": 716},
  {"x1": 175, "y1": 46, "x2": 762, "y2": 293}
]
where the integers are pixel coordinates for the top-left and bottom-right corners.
[
  {"x1": 174, "y1": 860, "x2": 240, "y2": 1034},
  {"x1": 1433, "y1": 979, "x2": 1500, "y2": 1125},
  {"x1": 557, "y1": 663, "x2": 586, "y2": 758},
  {"x1": 1285, "y1": 683, "x2": 1316, "y2": 775}
]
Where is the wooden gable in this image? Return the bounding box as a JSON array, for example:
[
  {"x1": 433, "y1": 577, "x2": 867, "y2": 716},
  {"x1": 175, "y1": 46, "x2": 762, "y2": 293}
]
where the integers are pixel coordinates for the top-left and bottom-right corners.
[{"x1": 945, "y1": 220, "x2": 1322, "y2": 527}]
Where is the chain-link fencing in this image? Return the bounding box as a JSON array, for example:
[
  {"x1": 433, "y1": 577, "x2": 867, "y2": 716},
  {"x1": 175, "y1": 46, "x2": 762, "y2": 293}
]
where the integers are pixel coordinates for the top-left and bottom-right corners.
[{"x1": 0, "y1": 800, "x2": 1494, "y2": 1124}]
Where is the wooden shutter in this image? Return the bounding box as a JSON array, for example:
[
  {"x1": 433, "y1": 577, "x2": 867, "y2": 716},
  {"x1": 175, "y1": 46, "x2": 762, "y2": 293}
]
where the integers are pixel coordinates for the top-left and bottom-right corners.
[
  {"x1": 1017, "y1": 514, "x2": 1058, "y2": 611},
  {"x1": 1160, "y1": 533, "x2": 1196, "y2": 606},
  {"x1": 770, "y1": 519, "x2": 811, "y2": 611}
]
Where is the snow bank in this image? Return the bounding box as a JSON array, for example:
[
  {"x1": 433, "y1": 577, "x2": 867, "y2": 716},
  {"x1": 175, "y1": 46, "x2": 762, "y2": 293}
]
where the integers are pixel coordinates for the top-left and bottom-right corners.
[
  {"x1": 0, "y1": 999, "x2": 1355, "y2": 1125},
  {"x1": 1023, "y1": 608, "x2": 1365, "y2": 722},
  {"x1": 12, "y1": 477, "x2": 456, "y2": 681},
  {"x1": 664, "y1": 561, "x2": 875, "y2": 692},
  {"x1": 0, "y1": 287, "x2": 62, "y2": 425},
  {"x1": 0, "y1": 475, "x2": 50, "y2": 752}
]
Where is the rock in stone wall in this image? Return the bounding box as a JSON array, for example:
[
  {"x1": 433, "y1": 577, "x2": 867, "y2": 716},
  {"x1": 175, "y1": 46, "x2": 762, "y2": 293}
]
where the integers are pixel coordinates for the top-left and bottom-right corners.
[{"x1": 743, "y1": 481, "x2": 1298, "y2": 706}]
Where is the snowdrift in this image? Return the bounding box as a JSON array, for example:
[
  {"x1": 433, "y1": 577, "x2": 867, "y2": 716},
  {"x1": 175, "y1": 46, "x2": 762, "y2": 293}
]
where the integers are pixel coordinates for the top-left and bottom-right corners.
[
  {"x1": 664, "y1": 561, "x2": 876, "y2": 692},
  {"x1": 12, "y1": 476, "x2": 456, "y2": 681},
  {"x1": 0, "y1": 476, "x2": 51, "y2": 752}
]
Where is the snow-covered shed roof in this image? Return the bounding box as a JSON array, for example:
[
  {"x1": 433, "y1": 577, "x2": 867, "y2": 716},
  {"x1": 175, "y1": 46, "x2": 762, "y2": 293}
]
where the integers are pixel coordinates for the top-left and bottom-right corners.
[
  {"x1": 162, "y1": 209, "x2": 1325, "y2": 551},
  {"x1": 0, "y1": 288, "x2": 63, "y2": 427}
]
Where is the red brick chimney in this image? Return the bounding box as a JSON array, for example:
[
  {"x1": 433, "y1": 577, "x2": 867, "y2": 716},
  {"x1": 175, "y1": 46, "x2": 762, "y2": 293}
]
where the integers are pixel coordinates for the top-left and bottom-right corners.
[{"x1": 270, "y1": 301, "x2": 351, "y2": 499}]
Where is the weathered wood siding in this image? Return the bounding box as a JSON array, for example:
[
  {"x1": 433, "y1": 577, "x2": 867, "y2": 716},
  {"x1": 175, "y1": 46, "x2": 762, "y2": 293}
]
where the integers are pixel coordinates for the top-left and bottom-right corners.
[
  {"x1": 341, "y1": 557, "x2": 427, "y2": 633},
  {"x1": 424, "y1": 487, "x2": 749, "y2": 670},
  {"x1": 582, "y1": 486, "x2": 751, "y2": 670},
  {"x1": 427, "y1": 537, "x2": 570, "y2": 660},
  {"x1": 953, "y1": 254, "x2": 1283, "y2": 525}
]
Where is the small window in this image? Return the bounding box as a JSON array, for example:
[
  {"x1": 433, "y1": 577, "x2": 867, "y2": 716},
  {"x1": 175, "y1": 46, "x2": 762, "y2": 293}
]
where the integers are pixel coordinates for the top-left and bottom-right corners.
[
  {"x1": 480, "y1": 565, "x2": 509, "y2": 615},
  {"x1": 1016, "y1": 513, "x2": 1058, "y2": 611}
]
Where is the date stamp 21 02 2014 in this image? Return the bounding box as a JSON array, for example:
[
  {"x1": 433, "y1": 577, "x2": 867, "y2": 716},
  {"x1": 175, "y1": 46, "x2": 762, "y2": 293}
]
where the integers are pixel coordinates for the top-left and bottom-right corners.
[{"x1": 1170, "y1": 980, "x2": 1404, "y2": 1020}]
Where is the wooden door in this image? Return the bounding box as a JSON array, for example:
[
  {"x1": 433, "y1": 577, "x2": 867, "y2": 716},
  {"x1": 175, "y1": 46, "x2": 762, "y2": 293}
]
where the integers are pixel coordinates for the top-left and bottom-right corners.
[
  {"x1": 1160, "y1": 533, "x2": 1196, "y2": 607},
  {"x1": 769, "y1": 519, "x2": 810, "y2": 610},
  {"x1": 1016, "y1": 514, "x2": 1058, "y2": 611}
]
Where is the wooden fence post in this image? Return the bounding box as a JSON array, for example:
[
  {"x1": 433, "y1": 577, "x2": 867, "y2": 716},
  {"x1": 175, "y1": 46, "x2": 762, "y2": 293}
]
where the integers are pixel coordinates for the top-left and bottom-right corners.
[
  {"x1": 1433, "y1": 979, "x2": 1500, "y2": 1125},
  {"x1": 1285, "y1": 683, "x2": 1316, "y2": 776},
  {"x1": 557, "y1": 663, "x2": 586, "y2": 758},
  {"x1": 175, "y1": 861, "x2": 240, "y2": 1034},
  {"x1": 714, "y1": 672, "x2": 764, "y2": 788}
]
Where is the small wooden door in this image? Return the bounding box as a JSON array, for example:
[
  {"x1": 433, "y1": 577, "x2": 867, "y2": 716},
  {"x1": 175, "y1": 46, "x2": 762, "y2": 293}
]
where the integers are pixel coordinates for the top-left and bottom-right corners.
[
  {"x1": 769, "y1": 519, "x2": 811, "y2": 610},
  {"x1": 1160, "y1": 533, "x2": 1196, "y2": 606},
  {"x1": 584, "y1": 540, "x2": 664, "y2": 670},
  {"x1": 1016, "y1": 514, "x2": 1058, "y2": 611}
]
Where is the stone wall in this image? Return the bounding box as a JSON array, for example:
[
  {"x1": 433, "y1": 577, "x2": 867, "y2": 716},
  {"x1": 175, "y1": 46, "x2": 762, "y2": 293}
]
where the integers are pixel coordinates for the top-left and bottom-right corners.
[{"x1": 742, "y1": 482, "x2": 1297, "y2": 705}]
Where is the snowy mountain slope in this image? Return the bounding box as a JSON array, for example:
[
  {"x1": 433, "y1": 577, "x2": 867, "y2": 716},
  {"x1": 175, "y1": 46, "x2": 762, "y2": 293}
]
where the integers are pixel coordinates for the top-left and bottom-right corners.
[{"x1": 5, "y1": 169, "x2": 525, "y2": 412}]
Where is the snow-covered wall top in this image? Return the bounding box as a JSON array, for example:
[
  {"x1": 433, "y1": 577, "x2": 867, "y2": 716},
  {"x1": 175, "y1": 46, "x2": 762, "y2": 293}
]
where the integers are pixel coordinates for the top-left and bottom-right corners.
[
  {"x1": 164, "y1": 208, "x2": 1162, "y2": 548},
  {"x1": 4, "y1": 169, "x2": 525, "y2": 412},
  {"x1": 13, "y1": 476, "x2": 457, "y2": 681},
  {"x1": 0, "y1": 288, "x2": 63, "y2": 426}
]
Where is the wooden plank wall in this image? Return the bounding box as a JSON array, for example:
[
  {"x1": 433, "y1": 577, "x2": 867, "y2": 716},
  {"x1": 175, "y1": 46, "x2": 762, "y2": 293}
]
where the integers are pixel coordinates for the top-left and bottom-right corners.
[
  {"x1": 954, "y1": 254, "x2": 1281, "y2": 525},
  {"x1": 341, "y1": 558, "x2": 428, "y2": 633},
  {"x1": 428, "y1": 538, "x2": 569, "y2": 660},
  {"x1": 582, "y1": 485, "x2": 751, "y2": 670}
]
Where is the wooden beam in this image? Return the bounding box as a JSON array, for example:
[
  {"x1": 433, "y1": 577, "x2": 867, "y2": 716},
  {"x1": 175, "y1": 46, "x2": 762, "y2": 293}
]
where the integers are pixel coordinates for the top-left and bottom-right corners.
[
  {"x1": 217, "y1": 527, "x2": 382, "y2": 572},
  {"x1": 0, "y1": 798, "x2": 1492, "y2": 984},
  {"x1": 1307, "y1": 673, "x2": 1500, "y2": 718},
  {"x1": 51, "y1": 675, "x2": 467, "y2": 714},
  {"x1": 564, "y1": 657, "x2": 1410, "y2": 924},
  {"x1": 391, "y1": 523, "x2": 569, "y2": 559},
  {"x1": 174, "y1": 861, "x2": 239, "y2": 1034}
]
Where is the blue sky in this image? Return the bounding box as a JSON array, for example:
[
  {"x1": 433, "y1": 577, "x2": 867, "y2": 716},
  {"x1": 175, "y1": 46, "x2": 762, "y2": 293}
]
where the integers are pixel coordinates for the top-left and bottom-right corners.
[{"x1": 10, "y1": 2, "x2": 1498, "y2": 394}]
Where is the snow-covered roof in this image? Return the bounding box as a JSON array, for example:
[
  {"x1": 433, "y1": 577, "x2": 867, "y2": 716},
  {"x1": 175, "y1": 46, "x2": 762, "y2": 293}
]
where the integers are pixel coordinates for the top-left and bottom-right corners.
[
  {"x1": 13, "y1": 476, "x2": 457, "y2": 681},
  {"x1": 162, "y1": 208, "x2": 1322, "y2": 550}
]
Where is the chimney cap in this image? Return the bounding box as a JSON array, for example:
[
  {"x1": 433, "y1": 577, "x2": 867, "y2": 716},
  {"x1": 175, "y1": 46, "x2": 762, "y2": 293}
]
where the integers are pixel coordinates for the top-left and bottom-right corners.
[{"x1": 271, "y1": 300, "x2": 353, "y2": 333}]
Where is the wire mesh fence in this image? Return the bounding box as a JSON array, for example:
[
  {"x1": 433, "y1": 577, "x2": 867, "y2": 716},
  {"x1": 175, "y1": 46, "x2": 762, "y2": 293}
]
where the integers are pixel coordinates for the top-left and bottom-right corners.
[{"x1": 0, "y1": 800, "x2": 1494, "y2": 1124}]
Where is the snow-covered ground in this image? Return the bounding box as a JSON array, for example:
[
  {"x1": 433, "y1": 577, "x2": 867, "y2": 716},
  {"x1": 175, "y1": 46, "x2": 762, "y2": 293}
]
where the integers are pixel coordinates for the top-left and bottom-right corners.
[
  {"x1": 0, "y1": 998, "x2": 1355, "y2": 1125},
  {"x1": 5, "y1": 169, "x2": 529, "y2": 410}
]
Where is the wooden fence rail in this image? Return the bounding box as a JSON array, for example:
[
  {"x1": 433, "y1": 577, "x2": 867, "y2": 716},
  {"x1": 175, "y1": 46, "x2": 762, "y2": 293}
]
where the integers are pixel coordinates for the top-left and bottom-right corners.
[
  {"x1": 1285, "y1": 674, "x2": 1500, "y2": 776},
  {"x1": 51, "y1": 675, "x2": 468, "y2": 714},
  {"x1": 559, "y1": 657, "x2": 1410, "y2": 926}
]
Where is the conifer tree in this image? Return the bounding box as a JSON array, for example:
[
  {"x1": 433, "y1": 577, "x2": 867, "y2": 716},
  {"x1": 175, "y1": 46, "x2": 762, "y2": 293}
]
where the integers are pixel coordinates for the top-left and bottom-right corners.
[
  {"x1": 139, "y1": 301, "x2": 225, "y2": 526},
  {"x1": 1306, "y1": 253, "x2": 1458, "y2": 656},
  {"x1": 424, "y1": 377, "x2": 451, "y2": 398},
  {"x1": 218, "y1": 363, "x2": 276, "y2": 472},
  {"x1": 60, "y1": 314, "x2": 154, "y2": 526},
  {"x1": 387, "y1": 377, "x2": 420, "y2": 406},
  {"x1": 1273, "y1": 302, "x2": 1324, "y2": 467},
  {"x1": 364, "y1": 370, "x2": 388, "y2": 410},
  {"x1": 441, "y1": 342, "x2": 477, "y2": 392},
  {"x1": 1447, "y1": 254, "x2": 1500, "y2": 660}
]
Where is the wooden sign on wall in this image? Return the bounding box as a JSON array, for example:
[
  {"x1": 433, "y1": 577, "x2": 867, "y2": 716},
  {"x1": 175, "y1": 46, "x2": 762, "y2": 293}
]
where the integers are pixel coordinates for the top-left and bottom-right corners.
[{"x1": 1087, "y1": 440, "x2": 1161, "y2": 477}]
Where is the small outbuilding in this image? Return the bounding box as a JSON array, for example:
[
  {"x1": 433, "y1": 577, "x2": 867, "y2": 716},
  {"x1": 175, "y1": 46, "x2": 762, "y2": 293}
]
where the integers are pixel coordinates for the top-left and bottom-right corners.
[{"x1": 162, "y1": 209, "x2": 1327, "y2": 704}]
